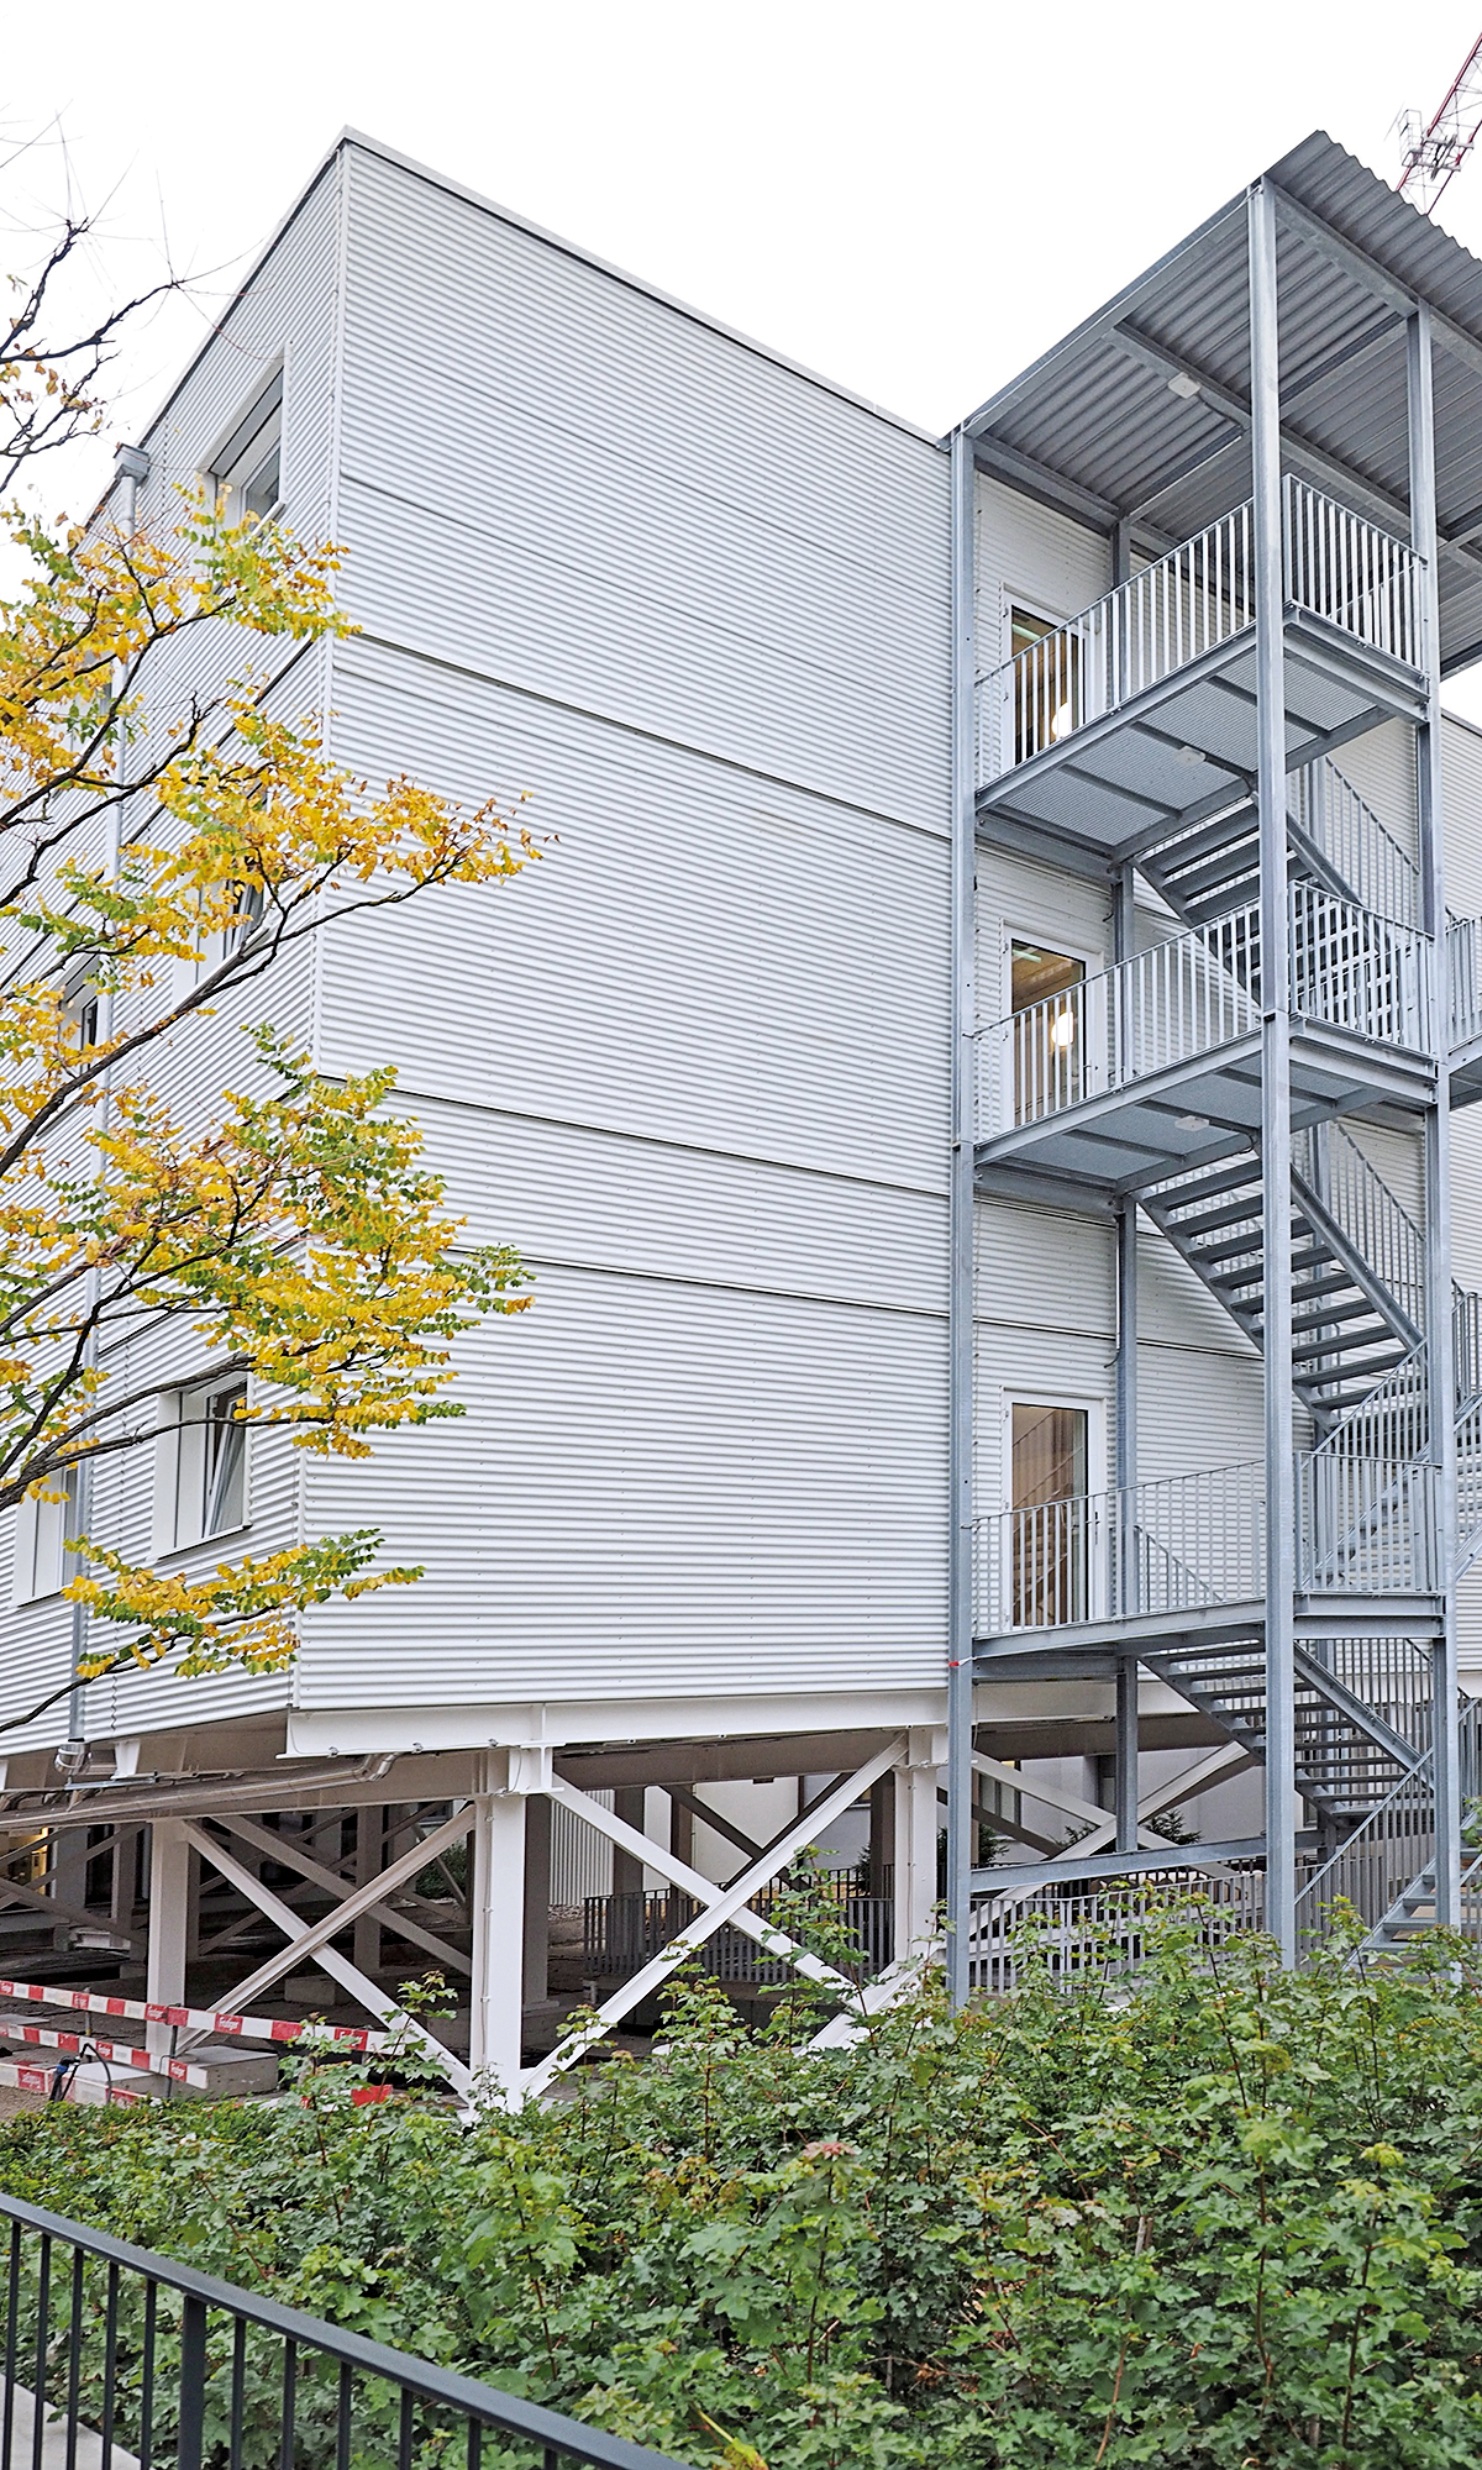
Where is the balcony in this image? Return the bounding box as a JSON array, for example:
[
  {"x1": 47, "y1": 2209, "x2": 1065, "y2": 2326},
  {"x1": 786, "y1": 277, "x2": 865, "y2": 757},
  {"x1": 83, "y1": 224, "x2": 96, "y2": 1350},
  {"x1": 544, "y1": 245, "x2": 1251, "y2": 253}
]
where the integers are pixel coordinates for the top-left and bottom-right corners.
[
  {"x1": 976, "y1": 480, "x2": 1428, "y2": 854},
  {"x1": 976, "y1": 887, "x2": 1433, "y2": 1187},
  {"x1": 973, "y1": 1451, "x2": 1441, "y2": 1649}
]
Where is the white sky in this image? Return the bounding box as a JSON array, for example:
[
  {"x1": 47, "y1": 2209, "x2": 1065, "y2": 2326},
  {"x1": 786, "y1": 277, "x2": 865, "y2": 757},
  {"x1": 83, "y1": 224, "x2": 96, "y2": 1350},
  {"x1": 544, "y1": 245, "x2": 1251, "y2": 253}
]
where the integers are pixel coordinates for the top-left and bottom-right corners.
[{"x1": 7, "y1": 0, "x2": 1482, "y2": 702}]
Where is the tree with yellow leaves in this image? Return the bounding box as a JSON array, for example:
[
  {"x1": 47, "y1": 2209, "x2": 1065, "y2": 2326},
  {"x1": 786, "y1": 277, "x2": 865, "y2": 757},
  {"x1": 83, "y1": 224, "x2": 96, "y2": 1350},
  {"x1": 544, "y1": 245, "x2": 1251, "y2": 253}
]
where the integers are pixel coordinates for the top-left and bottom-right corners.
[{"x1": 0, "y1": 208, "x2": 535, "y2": 1728}]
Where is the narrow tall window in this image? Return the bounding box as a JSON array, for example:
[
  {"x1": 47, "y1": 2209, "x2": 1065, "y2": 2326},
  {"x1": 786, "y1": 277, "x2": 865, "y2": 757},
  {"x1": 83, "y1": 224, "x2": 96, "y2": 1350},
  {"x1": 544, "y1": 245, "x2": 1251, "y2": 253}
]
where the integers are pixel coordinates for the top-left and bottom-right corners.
[
  {"x1": 209, "y1": 370, "x2": 283, "y2": 524},
  {"x1": 161, "y1": 1373, "x2": 250, "y2": 1553},
  {"x1": 13, "y1": 1462, "x2": 82, "y2": 1604},
  {"x1": 1010, "y1": 1401, "x2": 1089, "y2": 1628}
]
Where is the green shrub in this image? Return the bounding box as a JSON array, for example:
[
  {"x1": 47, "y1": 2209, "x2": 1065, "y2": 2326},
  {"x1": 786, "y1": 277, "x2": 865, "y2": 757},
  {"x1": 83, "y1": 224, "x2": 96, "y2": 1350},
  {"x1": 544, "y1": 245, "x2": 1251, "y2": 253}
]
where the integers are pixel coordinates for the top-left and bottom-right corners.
[{"x1": 6, "y1": 1909, "x2": 1482, "y2": 2466}]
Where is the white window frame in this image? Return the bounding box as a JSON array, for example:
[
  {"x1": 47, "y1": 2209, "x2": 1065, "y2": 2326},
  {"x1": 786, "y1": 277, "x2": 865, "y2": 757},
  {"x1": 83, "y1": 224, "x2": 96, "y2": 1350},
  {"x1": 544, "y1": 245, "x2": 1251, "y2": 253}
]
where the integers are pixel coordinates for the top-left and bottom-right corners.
[
  {"x1": 999, "y1": 921, "x2": 1106, "y2": 1134},
  {"x1": 1001, "y1": 1388, "x2": 1109, "y2": 1629},
  {"x1": 153, "y1": 1372, "x2": 251, "y2": 1558},
  {"x1": 204, "y1": 365, "x2": 285, "y2": 525},
  {"x1": 12, "y1": 1464, "x2": 82, "y2": 1606}
]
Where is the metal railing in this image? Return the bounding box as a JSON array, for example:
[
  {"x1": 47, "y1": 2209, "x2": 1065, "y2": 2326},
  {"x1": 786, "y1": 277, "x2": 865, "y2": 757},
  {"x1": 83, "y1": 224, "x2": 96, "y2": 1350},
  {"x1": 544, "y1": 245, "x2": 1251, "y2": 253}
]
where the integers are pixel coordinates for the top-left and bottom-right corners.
[
  {"x1": 0, "y1": 2194, "x2": 684, "y2": 2470},
  {"x1": 1288, "y1": 883, "x2": 1429, "y2": 1052},
  {"x1": 1294, "y1": 1756, "x2": 1437, "y2": 1943},
  {"x1": 976, "y1": 1452, "x2": 1440, "y2": 1636},
  {"x1": 968, "y1": 1870, "x2": 1265, "y2": 1996},
  {"x1": 1283, "y1": 476, "x2": 1422, "y2": 670},
  {"x1": 975, "y1": 1460, "x2": 1263, "y2": 1635},
  {"x1": 978, "y1": 891, "x2": 1429, "y2": 1140},
  {"x1": 1296, "y1": 1123, "x2": 1428, "y2": 1338},
  {"x1": 1291, "y1": 758, "x2": 1421, "y2": 931},
  {"x1": 1296, "y1": 1452, "x2": 1441, "y2": 1595},
  {"x1": 978, "y1": 479, "x2": 1421, "y2": 781},
  {"x1": 585, "y1": 1883, "x2": 893, "y2": 1984},
  {"x1": 1448, "y1": 913, "x2": 1482, "y2": 1049}
]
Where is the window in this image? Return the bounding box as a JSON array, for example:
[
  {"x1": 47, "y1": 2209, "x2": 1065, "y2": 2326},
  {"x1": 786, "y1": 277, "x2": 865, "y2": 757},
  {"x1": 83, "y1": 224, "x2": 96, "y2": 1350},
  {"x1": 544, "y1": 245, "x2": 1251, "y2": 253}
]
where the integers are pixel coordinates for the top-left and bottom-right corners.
[
  {"x1": 1009, "y1": 604, "x2": 1081, "y2": 763},
  {"x1": 1010, "y1": 1400, "x2": 1090, "y2": 1629},
  {"x1": 1009, "y1": 939, "x2": 1087, "y2": 1124},
  {"x1": 13, "y1": 1464, "x2": 82, "y2": 1605},
  {"x1": 62, "y1": 979, "x2": 99, "y2": 1058},
  {"x1": 223, "y1": 879, "x2": 266, "y2": 956},
  {"x1": 158, "y1": 1374, "x2": 249, "y2": 1553},
  {"x1": 209, "y1": 370, "x2": 283, "y2": 524}
]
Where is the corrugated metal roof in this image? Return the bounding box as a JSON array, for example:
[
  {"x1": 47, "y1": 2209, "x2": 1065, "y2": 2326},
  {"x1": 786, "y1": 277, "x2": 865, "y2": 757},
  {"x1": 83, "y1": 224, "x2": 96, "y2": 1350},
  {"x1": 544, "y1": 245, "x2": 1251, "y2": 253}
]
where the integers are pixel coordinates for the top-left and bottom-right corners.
[{"x1": 962, "y1": 132, "x2": 1482, "y2": 672}]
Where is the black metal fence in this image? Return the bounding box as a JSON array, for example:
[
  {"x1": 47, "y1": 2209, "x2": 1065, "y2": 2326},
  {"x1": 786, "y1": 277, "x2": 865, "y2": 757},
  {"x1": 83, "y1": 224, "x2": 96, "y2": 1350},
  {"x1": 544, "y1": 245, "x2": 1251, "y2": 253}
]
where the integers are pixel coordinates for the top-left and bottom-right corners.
[
  {"x1": 0, "y1": 2193, "x2": 688, "y2": 2470},
  {"x1": 584, "y1": 1882, "x2": 893, "y2": 1985}
]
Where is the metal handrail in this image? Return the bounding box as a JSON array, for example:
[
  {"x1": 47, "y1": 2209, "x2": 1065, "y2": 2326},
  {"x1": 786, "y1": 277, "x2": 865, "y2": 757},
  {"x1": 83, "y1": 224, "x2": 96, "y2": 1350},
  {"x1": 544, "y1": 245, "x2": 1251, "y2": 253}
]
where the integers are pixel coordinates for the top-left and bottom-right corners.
[
  {"x1": 1292, "y1": 1751, "x2": 1435, "y2": 1922},
  {"x1": 0, "y1": 2194, "x2": 686, "y2": 2470},
  {"x1": 976, "y1": 1449, "x2": 1441, "y2": 1636},
  {"x1": 1291, "y1": 758, "x2": 1421, "y2": 931},
  {"x1": 977, "y1": 888, "x2": 1430, "y2": 1141},
  {"x1": 977, "y1": 477, "x2": 1421, "y2": 783}
]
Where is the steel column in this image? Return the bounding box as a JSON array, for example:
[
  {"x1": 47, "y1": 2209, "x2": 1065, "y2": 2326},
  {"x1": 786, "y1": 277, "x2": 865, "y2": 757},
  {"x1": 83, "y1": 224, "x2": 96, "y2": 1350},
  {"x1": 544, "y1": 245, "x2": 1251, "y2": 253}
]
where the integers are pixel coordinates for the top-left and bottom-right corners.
[
  {"x1": 468, "y1": 1758, "x2": 529, "y2": 2099},
  {"x1": 145, "y1": 1822, "x2": 191, "y2": 2055},
  {"x1": 945, "y1": 426, "x2": 978, "y2": 2006},
  {"x1": 1409, "y1": 301, "x2": 1462, "y2": 1926},
  {"x1": 1250, "y1": 179, "x2": 1299, "y2": 1964},
  {"x1": 893, "y1": 1731, "x2": 941, "y2": 1962}
]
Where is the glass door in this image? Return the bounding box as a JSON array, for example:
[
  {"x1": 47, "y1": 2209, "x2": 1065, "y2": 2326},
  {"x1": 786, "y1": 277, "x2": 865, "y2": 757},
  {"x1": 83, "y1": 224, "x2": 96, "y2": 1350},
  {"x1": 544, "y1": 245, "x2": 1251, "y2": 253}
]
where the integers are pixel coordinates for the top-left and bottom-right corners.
[
  {"x1": 1011, "y1": 1400, "x2": 1090, "y2": 1627},
  {"x1": 1010, "y1": 940, "x2": 1087, "y2": 1126}
]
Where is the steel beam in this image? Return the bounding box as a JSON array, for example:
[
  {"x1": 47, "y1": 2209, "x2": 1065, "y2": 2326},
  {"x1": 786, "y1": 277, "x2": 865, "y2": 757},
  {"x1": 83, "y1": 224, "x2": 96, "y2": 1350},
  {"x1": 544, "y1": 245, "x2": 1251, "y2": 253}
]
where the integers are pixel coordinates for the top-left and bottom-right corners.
[
  {"x1": 946, "y1": 428, "x2": 977, "y2": 2009},
  {"x1": 1251, "y1": 179, "x2": 1299, "y2": 1965},
  {"x1": 213, "y1": 1809, "x2": 472, "y2": 1976},
  {"x1": 1409, "y1": 303, "x2": 1463, "y2": 1929},
  {"x1": 529, "y1": 1742, "x2": 905, "y2": 2094}
]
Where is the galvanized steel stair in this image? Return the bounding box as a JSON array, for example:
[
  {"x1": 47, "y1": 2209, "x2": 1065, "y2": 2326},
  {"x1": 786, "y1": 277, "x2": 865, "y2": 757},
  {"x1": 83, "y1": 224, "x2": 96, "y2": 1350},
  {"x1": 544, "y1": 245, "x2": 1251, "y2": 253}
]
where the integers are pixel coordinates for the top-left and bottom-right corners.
[
  {"x1": 1131, "y1": 763, "x2": 1474, "y2": 1946},
  {"x1": 1140, "y1": 757, "x2": 1420, "y2": 935},
  {"x1": 1140, "y1": 1148, "x2": 1421, "y2": 1433},
  {"x1": 1141, "y1": 1639, "x2": 1425, "y2": 1825},
  {"x1": 1360, "y1": 1849, "x2": 1482, "y2": 1958}
]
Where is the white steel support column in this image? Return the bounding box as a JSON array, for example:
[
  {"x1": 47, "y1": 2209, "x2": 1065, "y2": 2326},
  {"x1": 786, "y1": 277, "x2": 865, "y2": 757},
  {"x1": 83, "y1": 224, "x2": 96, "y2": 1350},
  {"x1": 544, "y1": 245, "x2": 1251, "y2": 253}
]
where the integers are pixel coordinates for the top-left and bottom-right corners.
[
  {"x1": 145, "y1": 1821, "x2": 190, "y2": 2054},
  {"x1": 893, "y1": 1730, "x2": 941, "y2": 1962},
  {"x1": 945, "y1": 425, "x2": 978, "y2": 2007},
  {"x1": 1409, "y1": 302, "x2": 1462, "y2": 1927},
  {"x1": 1249, "y1": 179, "x2": 1299, "y2": 1965},
  {"x1": 469, "y1": 1747, "x2": 547, "y2": 2100}
]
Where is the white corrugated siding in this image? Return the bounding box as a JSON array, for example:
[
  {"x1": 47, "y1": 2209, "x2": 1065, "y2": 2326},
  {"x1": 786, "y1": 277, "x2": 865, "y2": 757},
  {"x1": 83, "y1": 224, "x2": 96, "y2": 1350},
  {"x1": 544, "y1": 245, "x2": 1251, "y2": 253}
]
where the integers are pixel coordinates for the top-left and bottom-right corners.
[
  {"x1": 973, "y1": 476, "x2": 1111, "y2": 678},
  {"x1": 269, "y1": 144, "x2": 954, "y2": 1721},
  {"x1": 336, "y1": 147, "x2": 947, "y2": 829},
  {"x1": 294, "y1": 1266, "x2": 946, "y2": 1706}
]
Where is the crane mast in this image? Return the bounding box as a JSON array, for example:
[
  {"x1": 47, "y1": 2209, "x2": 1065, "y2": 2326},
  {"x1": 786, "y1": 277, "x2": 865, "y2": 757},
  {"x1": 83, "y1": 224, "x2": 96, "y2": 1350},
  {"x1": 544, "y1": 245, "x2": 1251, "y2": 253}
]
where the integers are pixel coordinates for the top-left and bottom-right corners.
[{"x1": 1398, "y1": 33, "x2": 1482, "y2": 213}]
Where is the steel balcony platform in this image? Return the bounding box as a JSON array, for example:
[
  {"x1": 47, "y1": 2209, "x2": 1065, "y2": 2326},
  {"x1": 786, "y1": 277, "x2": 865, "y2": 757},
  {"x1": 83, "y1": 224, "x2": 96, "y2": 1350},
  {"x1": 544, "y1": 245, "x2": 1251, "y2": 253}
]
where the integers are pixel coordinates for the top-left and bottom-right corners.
[
  {"x1": 976, "y1": 1019, "x2": 1435, "y2": 1196},
  {"x1": 973, "y1": 1591, "x2": 1445, "y2": 1669},
  {"x1": 979, "y1": 616, "x2": 1426, "y2": 865}
]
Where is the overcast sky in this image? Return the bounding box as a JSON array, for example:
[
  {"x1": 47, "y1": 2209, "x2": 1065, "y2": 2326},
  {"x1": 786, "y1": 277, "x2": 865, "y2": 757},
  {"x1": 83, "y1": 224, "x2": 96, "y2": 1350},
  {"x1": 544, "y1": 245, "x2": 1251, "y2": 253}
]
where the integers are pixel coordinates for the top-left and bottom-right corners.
[{"x1": 9, "y1": 0, "x2": 1482, "y2": 704}]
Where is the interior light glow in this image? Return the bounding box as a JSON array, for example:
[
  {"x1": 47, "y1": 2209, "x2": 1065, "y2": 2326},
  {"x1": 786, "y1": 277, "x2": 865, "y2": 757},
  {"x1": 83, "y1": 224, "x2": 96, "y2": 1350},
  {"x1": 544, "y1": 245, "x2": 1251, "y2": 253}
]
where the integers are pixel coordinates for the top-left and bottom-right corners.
[
  {"x1": 1050, "y1": 1011, "x2": 1077, "y2": 1050},
  {"x1": 1050, "y1": 702, "x2": 1074, "y2": 740}
]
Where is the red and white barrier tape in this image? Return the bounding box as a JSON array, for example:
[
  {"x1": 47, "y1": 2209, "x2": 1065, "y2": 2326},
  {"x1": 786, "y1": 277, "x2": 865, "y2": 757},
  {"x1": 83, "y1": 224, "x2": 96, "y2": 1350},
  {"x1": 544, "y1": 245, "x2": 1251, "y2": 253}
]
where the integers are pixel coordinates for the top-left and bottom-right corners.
[
  {"x1": 0, "y1": 2057, "x2": 144, "y2": 2106},
  {"x1": 0, "y1": 1976, "x2": 394, "y2": 2053},
  {"x1": 0, "y1": 2017, "x2": 219, "y2": 2089}
]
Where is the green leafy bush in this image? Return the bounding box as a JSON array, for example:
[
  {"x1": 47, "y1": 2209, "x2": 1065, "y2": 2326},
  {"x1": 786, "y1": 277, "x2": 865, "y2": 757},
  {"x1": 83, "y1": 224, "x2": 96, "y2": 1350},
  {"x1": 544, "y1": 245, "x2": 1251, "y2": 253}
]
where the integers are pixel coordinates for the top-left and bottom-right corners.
[{"x1": 6, "y1": 1910, "x2": 1482, "y2": 2466}]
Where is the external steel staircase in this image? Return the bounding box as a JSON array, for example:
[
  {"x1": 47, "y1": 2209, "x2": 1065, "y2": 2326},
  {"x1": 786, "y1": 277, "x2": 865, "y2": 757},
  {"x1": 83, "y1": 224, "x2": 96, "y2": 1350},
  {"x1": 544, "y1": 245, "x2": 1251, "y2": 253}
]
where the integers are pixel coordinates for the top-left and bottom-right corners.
[
  {"x1": 1131, "y1": 765, "x2": 1482, "y2": 1945},
  {"x1": 1141, "y1": 1637, "x2": 1429, "y2": 1827},
  {"x1": 1139, "y1": 758, "x2": 1422, "y2": 938},
  {"x1": 1141, "y1": 1138, "x2": 1422, "y2": 1430}
]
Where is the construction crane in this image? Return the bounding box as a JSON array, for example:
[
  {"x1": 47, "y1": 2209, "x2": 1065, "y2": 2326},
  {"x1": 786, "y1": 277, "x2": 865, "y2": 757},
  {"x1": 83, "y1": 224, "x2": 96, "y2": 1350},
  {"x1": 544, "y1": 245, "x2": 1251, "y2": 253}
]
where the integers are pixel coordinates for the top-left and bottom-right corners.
[{"x1": 1398, "y1": 32, "x2": 1482, "y2": 213}]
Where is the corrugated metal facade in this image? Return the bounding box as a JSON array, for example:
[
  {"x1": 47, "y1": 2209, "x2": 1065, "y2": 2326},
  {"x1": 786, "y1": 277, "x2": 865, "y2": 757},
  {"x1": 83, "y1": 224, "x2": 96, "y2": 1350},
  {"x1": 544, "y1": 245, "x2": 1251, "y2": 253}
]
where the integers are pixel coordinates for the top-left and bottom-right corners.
[{"x1": 291, "y1": 143, "x2": 953, "y2": 1725}]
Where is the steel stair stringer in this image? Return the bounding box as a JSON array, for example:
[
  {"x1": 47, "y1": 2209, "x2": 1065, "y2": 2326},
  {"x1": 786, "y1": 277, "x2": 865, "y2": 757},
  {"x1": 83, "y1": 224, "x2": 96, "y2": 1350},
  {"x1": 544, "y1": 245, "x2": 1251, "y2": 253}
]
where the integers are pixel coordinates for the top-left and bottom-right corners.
[{"x1": 1140, "y1": 1633, "x2": 1426, "y2": 1829}]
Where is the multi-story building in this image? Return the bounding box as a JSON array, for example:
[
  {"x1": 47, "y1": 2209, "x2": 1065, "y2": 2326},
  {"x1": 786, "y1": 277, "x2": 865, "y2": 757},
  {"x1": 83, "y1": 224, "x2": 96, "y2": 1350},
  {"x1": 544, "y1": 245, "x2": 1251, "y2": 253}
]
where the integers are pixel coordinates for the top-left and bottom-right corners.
[{"x1": 2, "y1": 124, "x2": 1481, "y2": 2096}]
